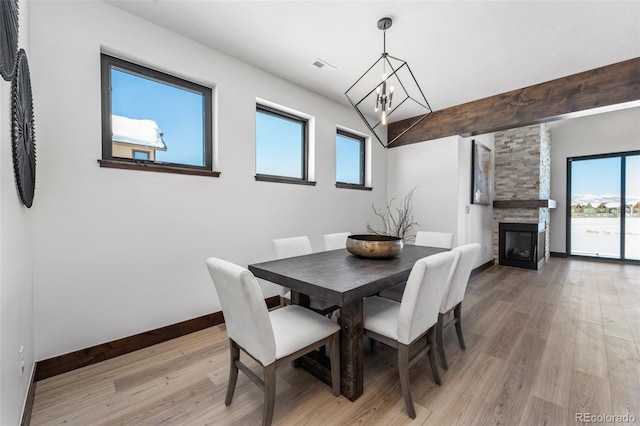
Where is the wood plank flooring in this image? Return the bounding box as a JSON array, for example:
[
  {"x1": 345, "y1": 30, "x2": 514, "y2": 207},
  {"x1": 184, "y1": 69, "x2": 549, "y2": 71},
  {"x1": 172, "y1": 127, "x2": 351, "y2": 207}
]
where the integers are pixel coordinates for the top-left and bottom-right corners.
[{"x1": 30, "y1": 258, "x2": 640, "y2": 425}]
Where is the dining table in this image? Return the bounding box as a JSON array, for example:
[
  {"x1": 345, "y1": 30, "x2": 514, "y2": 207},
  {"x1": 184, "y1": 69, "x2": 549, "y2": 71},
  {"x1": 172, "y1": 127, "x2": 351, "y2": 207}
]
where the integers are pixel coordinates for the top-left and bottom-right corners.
[{"x1": 248, "y1": 244, "x2": 447, "y2": 401}]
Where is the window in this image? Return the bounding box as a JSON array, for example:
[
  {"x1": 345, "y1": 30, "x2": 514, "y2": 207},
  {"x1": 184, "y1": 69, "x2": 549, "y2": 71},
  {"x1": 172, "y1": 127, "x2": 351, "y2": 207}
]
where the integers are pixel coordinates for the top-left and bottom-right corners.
[
  {"x1": 100, "y1": 54, "x2": 217, "y2": 176},
  {"x1": 132, "y1": 150, "x2": 150, "y2": 161},
  {"x1": 336, "y1": 129, "x2": 370, "y2": 190},
  {"x1": 255, "y1": 104, "x2": 314, "y2": 185}
]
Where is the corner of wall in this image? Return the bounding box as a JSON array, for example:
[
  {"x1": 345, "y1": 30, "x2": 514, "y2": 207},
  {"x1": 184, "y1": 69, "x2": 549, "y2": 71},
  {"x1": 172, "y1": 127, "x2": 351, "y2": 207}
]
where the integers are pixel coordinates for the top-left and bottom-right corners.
[{"x1": 0, "y1": 0, "x2": 36, "y2": 423}]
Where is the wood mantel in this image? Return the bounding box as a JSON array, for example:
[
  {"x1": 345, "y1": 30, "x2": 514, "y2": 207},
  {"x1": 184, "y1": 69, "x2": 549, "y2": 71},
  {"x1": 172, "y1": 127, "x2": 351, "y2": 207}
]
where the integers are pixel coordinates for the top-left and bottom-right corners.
[
  {"x1": 493, "y1": 199, "x2": 557, "y2": 209},
  {"x1": 388, "y1": 57, "x2": 640, "y2": 147}
]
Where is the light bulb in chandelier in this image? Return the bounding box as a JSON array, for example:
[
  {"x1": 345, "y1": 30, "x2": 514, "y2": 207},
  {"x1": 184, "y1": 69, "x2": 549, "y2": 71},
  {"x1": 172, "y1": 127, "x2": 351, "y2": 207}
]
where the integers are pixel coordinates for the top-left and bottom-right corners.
[{"x1": 375, "y1": 73, "x2": 395, "y2": 121}]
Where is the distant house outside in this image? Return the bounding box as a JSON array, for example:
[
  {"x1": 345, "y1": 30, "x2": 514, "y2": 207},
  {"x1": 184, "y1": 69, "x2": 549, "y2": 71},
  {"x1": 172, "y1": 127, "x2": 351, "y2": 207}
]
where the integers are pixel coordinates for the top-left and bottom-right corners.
[{"x1": 112, "y1": 114, "x2": 167, "y2": 161}]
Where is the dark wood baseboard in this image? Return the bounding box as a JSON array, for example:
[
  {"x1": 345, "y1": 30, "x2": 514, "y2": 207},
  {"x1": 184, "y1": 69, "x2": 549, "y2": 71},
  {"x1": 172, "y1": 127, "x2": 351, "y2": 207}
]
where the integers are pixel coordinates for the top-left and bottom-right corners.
[
  {"x1": 550, "y1": 251, "x2": 568, "y2": 258},
  {"x1": 470, "y1": 259, "x2": 495, "y2": 279},
  {"x1": 566, "y1": 254, "x2": 640, "y2": 265},
  {"x1": 35, "y1": 295, "x2": 281, "y2": 382},
  {"x1": 20, "y1": 366, "x2": 36, "y2": 426}
]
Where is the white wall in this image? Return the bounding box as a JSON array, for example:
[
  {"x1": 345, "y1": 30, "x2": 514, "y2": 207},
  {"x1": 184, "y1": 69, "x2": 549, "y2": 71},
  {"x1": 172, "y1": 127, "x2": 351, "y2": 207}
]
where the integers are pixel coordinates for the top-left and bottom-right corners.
[
  {"x1": 30, "y1": 1, "x2": 387, "y2": 361},
  {"x1": 0, "y1": 0, "x2": 35, "y2": 423},
  {"x1": 458, "y1": 134, "x2": 495, "y2": 265},
  {"x1": 549, "y1": 107, "x2": 640, "y2": 253},
  {"x1": 386, "y1": 133, "x2": 495, "y2": 267},
  {"x1": 387, "y1": 135, "x2": 460, "y2": 239}
]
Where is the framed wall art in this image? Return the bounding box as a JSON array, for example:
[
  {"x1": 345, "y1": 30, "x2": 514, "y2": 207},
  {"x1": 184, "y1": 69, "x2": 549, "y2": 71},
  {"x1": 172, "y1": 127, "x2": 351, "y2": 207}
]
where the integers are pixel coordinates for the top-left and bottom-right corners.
[{"x1": 471, "y1": 140, "x2": 491, "y2": 206}]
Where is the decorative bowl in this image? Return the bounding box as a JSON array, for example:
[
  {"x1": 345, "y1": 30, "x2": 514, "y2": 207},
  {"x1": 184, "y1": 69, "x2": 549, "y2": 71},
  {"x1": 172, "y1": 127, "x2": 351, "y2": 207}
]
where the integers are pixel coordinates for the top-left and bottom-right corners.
[{"x1": 346, "y1": 235, "x2": 404, "y2": 259}]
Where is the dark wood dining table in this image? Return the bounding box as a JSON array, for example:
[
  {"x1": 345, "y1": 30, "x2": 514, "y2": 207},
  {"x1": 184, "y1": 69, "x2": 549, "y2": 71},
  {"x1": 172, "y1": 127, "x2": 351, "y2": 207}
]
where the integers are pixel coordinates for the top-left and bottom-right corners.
[{"x1": 248, "y1": 244, "x2": 447, "y2": 401}]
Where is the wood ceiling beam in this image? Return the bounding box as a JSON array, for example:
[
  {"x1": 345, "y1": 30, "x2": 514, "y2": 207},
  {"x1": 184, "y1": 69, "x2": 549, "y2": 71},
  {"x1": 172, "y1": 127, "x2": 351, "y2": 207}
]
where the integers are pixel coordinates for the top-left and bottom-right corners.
[{"x1": 387, "y1": 57, "x2": 640, "y2": 147}]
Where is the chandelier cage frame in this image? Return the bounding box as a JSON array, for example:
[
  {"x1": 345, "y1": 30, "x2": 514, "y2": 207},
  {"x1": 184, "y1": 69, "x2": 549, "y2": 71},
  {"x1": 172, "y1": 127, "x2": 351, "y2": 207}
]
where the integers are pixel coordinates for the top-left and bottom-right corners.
[{"x1": 345, "y1": 17, "x2": 433, "y2": 148}]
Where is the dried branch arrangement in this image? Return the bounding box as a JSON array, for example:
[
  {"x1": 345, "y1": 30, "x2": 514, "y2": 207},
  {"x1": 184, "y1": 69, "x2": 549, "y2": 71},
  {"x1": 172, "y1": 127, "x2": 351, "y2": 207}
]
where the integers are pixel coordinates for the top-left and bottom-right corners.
[{"x1": 367, "y1": 187, "x2": 419, "y2": 242}]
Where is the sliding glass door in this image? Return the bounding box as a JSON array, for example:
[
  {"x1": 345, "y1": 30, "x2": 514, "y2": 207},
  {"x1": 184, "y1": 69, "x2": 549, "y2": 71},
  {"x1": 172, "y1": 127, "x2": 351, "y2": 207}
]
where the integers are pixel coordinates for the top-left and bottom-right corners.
[
  {"x1": 568, "y1": 151, "x2": 639, "y2": 261},
  {"x1": 625, "y1": 155, "x2": 640, "y2": 260}
]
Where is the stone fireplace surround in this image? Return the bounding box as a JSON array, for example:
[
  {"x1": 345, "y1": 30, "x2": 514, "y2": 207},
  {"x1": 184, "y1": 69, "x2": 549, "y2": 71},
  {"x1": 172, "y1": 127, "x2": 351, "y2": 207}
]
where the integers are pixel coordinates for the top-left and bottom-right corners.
[{"x1": 492, "y1": 124, "x2": 553, "y2": 264}]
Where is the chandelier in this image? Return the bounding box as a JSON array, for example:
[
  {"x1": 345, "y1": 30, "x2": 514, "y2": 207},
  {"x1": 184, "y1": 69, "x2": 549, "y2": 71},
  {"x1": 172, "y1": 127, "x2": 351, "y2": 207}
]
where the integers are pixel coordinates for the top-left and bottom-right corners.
[{"x1": 345, "y1": 17, "x2": 433, "y2": 148}]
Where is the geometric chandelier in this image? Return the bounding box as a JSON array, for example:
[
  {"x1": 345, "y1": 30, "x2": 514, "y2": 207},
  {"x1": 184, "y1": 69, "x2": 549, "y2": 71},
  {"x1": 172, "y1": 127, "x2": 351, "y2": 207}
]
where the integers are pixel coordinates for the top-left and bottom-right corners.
[{"x1": 345, "y1": 17, "x2": 433, "y2": 148}]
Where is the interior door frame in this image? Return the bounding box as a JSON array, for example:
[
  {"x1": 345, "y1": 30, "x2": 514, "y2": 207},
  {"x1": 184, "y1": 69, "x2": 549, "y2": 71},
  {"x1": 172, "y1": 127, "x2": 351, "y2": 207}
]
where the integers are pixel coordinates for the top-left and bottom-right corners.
[{"x1": 566, "y1": 149, "x2": 640, "y2": 262}]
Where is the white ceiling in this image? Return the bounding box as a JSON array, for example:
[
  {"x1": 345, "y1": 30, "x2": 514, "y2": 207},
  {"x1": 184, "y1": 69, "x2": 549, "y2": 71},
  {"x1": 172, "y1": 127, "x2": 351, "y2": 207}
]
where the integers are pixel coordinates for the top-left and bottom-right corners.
[{"x1": 107, "y1": 1, "x2": 640, "y2": 113}]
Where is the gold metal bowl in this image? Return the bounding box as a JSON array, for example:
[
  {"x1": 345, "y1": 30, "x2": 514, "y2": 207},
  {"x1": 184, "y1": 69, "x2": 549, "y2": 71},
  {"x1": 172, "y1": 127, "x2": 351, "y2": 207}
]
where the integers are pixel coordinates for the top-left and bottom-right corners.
[{"x1": 346, "y1": 235, "x2": 403, "y2": 259}]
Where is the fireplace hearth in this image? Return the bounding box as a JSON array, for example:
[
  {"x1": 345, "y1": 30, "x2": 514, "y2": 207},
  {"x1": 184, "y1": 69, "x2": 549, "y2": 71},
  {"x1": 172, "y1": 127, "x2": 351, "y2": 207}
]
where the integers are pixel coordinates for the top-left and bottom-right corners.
[{"x1": 499, "y1": 222, "x2": 546, "y2": 270}]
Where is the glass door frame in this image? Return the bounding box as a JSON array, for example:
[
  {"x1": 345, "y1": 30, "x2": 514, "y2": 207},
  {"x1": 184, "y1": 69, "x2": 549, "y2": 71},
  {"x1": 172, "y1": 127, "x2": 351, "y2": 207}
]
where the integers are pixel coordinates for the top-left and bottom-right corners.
[{"x1": 566, "y1": 149, "x2": 640, "y2": 263}]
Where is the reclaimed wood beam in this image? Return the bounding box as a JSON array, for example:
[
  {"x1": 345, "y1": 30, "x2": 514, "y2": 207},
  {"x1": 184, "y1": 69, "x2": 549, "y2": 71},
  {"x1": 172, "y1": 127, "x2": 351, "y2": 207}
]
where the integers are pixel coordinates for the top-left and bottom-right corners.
[{"x1": 388, "y1": 57, "x2": 640, "y2": 147}]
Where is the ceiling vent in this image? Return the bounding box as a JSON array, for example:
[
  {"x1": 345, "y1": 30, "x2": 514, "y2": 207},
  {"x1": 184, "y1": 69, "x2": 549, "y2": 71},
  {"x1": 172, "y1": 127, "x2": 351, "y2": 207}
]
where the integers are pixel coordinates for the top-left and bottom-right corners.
[{"x1": 312, "y1": 58, "x2": 336, "y2": 71}]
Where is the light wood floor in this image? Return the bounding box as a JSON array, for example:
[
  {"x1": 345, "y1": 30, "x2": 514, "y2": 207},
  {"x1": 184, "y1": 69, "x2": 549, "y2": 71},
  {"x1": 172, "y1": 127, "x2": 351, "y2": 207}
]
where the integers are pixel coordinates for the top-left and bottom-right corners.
[{"x1": 31, "y1": 258, "x2": 640, "y2": 425}]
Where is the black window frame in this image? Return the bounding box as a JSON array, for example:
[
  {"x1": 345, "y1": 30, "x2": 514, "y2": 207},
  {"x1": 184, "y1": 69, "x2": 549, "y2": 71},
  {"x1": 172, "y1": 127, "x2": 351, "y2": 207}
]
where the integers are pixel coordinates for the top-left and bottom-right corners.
[
  {"x1": 99, "y1": 54, "x2": 218, "y2": 177},
  {"x1": 335, "y1": 129, "x2": 371, "y2": 191},
  {"x1": 255, "y1": 104, "x2": 315, "y2": 186}
]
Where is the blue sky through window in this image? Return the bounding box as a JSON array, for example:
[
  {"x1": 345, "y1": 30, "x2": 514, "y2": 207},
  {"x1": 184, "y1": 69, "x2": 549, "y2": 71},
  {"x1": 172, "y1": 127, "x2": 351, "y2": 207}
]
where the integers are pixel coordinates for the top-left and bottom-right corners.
[
  {"x1": 111, "y1": 68, "x2": 205, "y2": 167},
  {"x1": 255, "y1": 109, "x2": 304, "y2": 178},
  {"x1": 336, "y1": 133, "x2": 363, "y2": 185},
  {"x1": 571, "y1": 157, "x2": 620, "y2": 198},
  {"x1": 571, "y1": 154, "x2": 640, "y2": 204}
]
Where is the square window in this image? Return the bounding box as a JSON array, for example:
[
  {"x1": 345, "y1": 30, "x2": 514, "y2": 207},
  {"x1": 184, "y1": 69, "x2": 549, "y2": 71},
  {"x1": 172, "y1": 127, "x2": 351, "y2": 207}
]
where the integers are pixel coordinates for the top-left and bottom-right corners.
[
  {"x1": 100, "y1": 54, "x2": 216, "y2": 176},
  {"x1": 255, "y1": 105, "x2": 312, "y2": 185},
  {"x1": 336, "y1": 130, "x2": 365, "y2": 186}
]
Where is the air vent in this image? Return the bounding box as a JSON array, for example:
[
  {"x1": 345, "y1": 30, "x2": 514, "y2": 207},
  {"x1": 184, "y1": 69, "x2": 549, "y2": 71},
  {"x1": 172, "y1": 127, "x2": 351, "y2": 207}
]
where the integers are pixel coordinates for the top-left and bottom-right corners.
[{"x1": 312, "y1": 58, "x2": 336, "y2": 71}]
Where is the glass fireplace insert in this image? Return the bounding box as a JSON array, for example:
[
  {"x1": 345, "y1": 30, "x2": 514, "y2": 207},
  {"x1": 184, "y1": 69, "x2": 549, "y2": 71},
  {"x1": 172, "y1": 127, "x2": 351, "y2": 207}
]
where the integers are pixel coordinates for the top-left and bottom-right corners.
[{"x1": 499, "y1": 222, "x2": 546, "y2": 270}]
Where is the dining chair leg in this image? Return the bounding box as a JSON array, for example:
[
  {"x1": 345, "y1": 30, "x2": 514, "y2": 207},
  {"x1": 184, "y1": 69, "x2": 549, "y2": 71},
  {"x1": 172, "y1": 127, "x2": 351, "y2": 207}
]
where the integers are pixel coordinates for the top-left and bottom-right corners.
[
  {"x1": 369, "y1": 336, "x2": 376, "y2": 353},
  {"x1": 225, "y1": 339, "x2": 240, "y2": 406},
  {"x1": 398, "y1": 343, "x2": 416, "y2": 419},
  {"x1": 262, "y1": 363, "x2": 277, "y2": 426},
  {"x1": 454, "y1": 302, "x2": 466, "y2": 350},
  {"x1": 436, "y1": 313, "x2": 448, "y2": 370},
  {"x1": 426, "y1": 327, "x2": 442, "y2": 385},
  {"x1": 330, "y1": 332, "x2": 341, "y2": 396}
]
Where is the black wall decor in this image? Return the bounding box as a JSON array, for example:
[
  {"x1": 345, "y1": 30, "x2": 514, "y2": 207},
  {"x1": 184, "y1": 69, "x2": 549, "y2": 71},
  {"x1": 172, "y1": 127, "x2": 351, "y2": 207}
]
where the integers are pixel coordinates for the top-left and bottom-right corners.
[
  {"x1": 0, "y1": 0, "x2": 19, "y2": 81},
  {"x1": 12, "y1": 49, "x2": 36, "y2": 208}
]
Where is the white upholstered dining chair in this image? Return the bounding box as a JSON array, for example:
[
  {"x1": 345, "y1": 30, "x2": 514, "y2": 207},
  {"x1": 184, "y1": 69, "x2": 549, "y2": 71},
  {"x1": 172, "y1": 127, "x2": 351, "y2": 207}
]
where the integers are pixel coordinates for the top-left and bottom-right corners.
[
  {"x1": 322, "y1": 232, "x2": 351, "y2": 251},
  {"x1": 415, "y1": 231, "x2": 455, "y2": 249},
  {"x1": 272, "y1": 236, "x2": 338, "y2": 315},
  {"x1": 206, "y1": 258, "x2": 340, "y2": 426},
  {"x1": 436, "y1": 243, "x2": 480, "y2": 370},
  {"x1": 363, "y1": 250, "x2": 458, "y2": 418},
  {"x1": 378, "y1": 230, "x2": 456, "y2": 303}
]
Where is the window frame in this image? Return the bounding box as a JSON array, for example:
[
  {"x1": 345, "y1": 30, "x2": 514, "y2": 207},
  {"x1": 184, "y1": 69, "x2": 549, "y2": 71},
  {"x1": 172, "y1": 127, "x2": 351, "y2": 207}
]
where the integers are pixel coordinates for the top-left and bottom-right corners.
[
  {"x1": 255, "y1": 104, "x2": 314, "y2": 186},
  {"x1": 99, "y1": 54, "x2": 218, "y2": 177},
  {"x1": 335, "y1": 129, "x2": 371, "y2": 191}
]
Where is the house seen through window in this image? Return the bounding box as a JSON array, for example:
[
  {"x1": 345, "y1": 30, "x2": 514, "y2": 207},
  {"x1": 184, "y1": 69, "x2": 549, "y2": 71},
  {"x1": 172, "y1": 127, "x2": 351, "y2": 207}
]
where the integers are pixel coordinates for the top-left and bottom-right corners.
[{"x1": 100, "y1": 54, "x2": 214, "y2": 174}]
